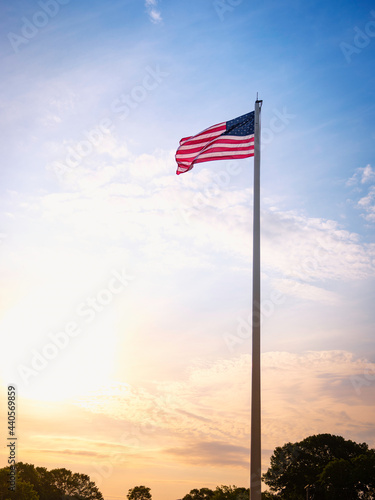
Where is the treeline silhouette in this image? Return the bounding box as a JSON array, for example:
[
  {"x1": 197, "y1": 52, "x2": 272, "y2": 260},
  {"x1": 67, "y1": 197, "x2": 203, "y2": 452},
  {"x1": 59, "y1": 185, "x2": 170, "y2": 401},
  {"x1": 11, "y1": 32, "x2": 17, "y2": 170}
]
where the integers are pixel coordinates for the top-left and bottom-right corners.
[{"x1": 1, "y1": 434, "x2": 374, "y2": 499}]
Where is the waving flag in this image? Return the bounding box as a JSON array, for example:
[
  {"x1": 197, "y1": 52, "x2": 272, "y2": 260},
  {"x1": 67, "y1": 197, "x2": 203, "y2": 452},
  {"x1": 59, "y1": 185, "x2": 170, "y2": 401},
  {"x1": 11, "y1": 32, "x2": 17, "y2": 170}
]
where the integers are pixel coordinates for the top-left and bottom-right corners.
[{"x1": 175, "y1": 111, "x2": 255, "y2": 175}]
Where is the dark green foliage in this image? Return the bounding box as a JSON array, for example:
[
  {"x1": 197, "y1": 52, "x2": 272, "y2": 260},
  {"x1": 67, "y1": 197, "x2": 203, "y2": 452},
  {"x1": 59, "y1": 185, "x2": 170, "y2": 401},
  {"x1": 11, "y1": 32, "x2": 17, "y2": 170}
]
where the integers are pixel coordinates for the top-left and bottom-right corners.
[
  {"x1": 212, "y1": 485, "x2": 248, "y2": 500},
  {"x1": 12, "y1": 463, "x2": 60, "y2": 500},
  {"x1": 182, "y1": 485, "x2": 250, "y2": 500},
  {"x1": 261, "y1": 492, "x2": 278, "y2": 499},
  {"x1": 263, "y1": 433, "x2": 375, "y2": 499},
  {"x1": 182, "y1": 487, "x2": 215, "y2": 500},
  {"x1": 318, "y1": 457, "x2": 355, "y2": 499},
  {"x1": 127, "y1": 485, "x2": 152, "y2": 500},
  {"x1": 0, "y1": 467, "x2": 40, "y2": 500},
  {"x1": 318, "y1": 449, "x2": 375, "y2": 499},
  {"x1": 49, "y1": 467, "x2": 103, "y2": 499},
  {"x1": 0, "y1": 463, "x2": 103, "y2": 500},
  {"x1": 181, "y1": 485, "x2": 279, "y2": 500}
]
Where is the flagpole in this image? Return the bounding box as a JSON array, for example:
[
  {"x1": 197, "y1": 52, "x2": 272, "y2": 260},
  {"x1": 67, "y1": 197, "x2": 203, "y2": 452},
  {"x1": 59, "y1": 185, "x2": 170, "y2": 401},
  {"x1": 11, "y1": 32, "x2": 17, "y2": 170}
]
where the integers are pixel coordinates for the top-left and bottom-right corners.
[{"x1": 251, "y1": 97, "x2": 262, "y2": 500}]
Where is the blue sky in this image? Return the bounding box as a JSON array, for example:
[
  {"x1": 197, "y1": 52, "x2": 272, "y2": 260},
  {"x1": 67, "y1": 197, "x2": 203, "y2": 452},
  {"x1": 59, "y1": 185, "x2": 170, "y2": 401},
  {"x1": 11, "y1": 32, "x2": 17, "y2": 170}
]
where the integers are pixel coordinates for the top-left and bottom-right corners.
[{"x1": 1, "y1": 1, "x2": 375, "y2": 499}]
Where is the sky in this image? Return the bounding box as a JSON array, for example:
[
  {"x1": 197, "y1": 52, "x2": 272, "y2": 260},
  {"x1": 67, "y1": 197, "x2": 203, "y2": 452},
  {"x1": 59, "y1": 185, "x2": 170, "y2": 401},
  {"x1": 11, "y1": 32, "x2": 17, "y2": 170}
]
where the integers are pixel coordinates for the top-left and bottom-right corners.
[{"x1": 1, "y1": 0, "x2": 375, "y2": 499}]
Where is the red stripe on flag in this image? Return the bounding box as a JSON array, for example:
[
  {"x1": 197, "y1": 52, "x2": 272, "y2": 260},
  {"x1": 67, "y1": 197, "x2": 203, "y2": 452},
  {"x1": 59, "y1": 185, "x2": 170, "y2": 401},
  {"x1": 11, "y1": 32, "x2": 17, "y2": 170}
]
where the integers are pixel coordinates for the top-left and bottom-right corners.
[{"x1": 175, "y1": 115, "x2": 254, "y2": 174}]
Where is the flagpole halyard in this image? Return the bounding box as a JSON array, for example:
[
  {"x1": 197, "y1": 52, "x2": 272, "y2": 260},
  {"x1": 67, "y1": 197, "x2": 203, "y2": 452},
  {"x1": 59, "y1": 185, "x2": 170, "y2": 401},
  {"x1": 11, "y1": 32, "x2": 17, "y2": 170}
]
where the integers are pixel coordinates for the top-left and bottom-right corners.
[{"x1": 250, "y1": 97, "x2": 262, "y2": 500}]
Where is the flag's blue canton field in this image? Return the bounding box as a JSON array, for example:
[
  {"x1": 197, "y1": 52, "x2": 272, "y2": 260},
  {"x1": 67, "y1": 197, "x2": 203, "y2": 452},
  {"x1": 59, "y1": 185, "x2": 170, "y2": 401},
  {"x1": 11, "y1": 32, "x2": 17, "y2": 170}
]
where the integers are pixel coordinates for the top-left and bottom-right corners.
[{"x1": 224, "y1": 111, "x2": 254, "y2": 136}]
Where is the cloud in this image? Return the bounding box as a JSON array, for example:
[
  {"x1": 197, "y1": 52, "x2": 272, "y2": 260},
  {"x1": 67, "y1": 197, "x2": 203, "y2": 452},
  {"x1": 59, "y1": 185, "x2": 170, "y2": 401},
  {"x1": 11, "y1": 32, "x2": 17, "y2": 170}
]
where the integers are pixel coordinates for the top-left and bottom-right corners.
[
  {"x1": 346, "y1": 165, "x2": 375, "y2": 223},
  {"x1": 346, "y1": 164, "x2": 375, "y2": 186},
  {"x1": 262, "y1": 209, "x2": 375, "y2": 282},
  {"x1": 272, "y1": 279, "x2": 339, "y2": 304},
  {"x1": 358, "y1": 185, "x2": 375, "y2": 222},
  {"x1": 164, "y1": 441, "x2": 249, "y2": 467},
  {"x1": 145, "y1": 0, "x2": 162, "y2": 24},
  {"x1": 71, "y1": 351, "x2": 375, "y2": 470},
  {"x1": 38, "y1": 449, "x2": 106, "y2": 458},
  {"x1": 262, "y1": 351, "x2": 375, "y2": 448},
  {"x1": 2, "y1": 141, "x2": 373, "y2": 314},
  {"x1": 361, "y1": 165, "x2": 375, "y2": 184},
  {"x1": 4, "y1": 349, "x2": 374, "y2": 476}
]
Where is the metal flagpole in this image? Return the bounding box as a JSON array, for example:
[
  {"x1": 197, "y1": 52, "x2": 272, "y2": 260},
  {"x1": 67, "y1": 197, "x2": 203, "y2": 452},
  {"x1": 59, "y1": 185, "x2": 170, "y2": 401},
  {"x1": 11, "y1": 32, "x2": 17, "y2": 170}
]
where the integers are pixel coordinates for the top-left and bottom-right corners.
[{"x1": 250, "y1": 96, "x2": 262, "y2": 500}]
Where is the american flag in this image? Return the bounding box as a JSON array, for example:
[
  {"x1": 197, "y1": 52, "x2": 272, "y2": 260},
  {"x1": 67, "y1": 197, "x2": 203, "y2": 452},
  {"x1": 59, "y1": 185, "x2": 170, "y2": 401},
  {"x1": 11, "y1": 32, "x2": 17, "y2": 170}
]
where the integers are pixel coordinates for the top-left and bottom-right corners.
[{"x1": 175, "y1": 111, "x2": 255, "y2": 175}]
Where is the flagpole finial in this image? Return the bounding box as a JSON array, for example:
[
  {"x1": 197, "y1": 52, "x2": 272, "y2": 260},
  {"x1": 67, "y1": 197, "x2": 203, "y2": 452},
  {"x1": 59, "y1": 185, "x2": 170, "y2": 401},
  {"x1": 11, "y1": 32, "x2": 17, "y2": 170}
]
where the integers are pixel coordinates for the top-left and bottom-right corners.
[{"x1": 255, "y1": 94, "x2": 263, "y2": 107}]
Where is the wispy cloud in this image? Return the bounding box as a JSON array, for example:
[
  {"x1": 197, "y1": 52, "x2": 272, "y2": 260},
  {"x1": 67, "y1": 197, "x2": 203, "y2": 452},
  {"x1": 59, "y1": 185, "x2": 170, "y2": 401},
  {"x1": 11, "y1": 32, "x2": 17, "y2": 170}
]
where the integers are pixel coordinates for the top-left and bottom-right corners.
[
  {"x1": 3, "y1": 349, "x2": 374, "y2": 474},
  {"x1": 346, "y1": 165, "x2": 375, "y2": 222},
  {"x1": 262, "y1": 209, "x2": 375, "y2": 283},
  {"x1": 272, "y1": 279, "x2": 339, "y2": 304},
  {"x1": 358, "y1": 185, "x2": 375, "y2": 222},
  {"x1": 164, "y1": 441, "x2": 249, "y2": 467},
  {"x1": 2, "y1": 139, "x2": 374, "y2": 316},
  {"x1": 145, "y1": 0, "x2": 162, "y2": 24},
  {"x1": 69, "y1": 350, "x2": 375, "y2": 470},
  {"x1": 346, "y1": 164, "x2": 375, "y2": 186}
]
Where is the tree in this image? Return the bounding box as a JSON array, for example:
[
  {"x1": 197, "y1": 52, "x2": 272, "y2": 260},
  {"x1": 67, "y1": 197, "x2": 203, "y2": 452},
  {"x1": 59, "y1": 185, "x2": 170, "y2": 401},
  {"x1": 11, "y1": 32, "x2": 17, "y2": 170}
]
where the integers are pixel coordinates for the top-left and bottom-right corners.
[
  {"x1": 261, "y1": 492, "x2": 278, "y2": 499},
  {"x1": 182, "y1": 487, "x2": 214, "y2": 500},
  {"x1": 263, "y1": 433, "x2": 375, "y2": 500},
  {"x1": 351, "y1": 450, "x2": 375, "y2": 498},
  {"x1": 318, "y1": 450, "x2": 375, "y2": 500},
  {"x1": 317, "y1": 457, "x2": 354, "y2": 499},
  {"x1": 182, "y1": 486, "x2": 251, "y2": 500},
  {"x1": 212, "y1": 485, "x2": 249, "y2": 500},
  {"x1": 127, "y1": 485, "x2": 152, "y2": 500},
  {"x1": 0, "y1": 467, "x2": 40, "y2": 500},
  {"x1": 12, "y1": 463, "x2": 60, "y2": 500},
  {"x1": 49, "y1": 468, "x2": 104, "y2": 499},
  {"x1": 0, "y1": 463, "x2": 103, "y2": 500}
]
